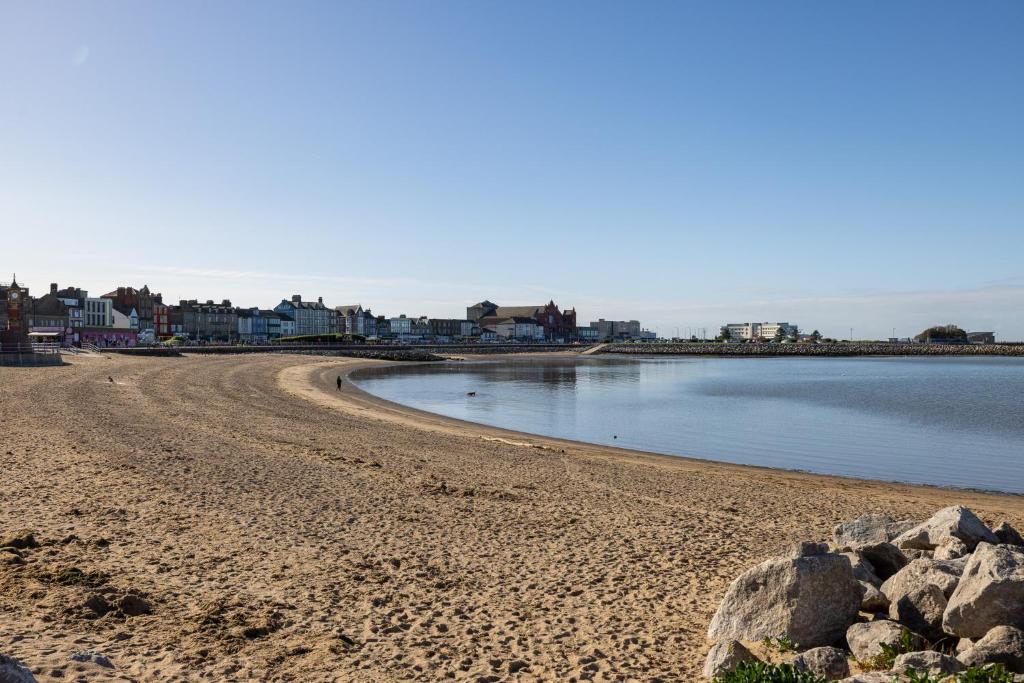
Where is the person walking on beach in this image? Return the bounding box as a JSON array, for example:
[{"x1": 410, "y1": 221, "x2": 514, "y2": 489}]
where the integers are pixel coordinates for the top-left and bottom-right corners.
[{"x1": 336, "y1": 375, "x2": 342, "y2": 391}]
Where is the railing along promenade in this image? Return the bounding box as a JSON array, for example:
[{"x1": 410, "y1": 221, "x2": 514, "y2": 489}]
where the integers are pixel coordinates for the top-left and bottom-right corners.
[
  {"x1": 0, "y1": 342, "x2": 64, "y2": 366},
  {"x1": 603, "y1": 341, "x2": 1024, "y2": 357}
]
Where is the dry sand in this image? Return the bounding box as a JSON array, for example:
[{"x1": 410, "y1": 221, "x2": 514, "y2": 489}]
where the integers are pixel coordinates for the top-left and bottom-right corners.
[{"x1": 1, "y1": 353, "x2": 1022, "y2": 682}]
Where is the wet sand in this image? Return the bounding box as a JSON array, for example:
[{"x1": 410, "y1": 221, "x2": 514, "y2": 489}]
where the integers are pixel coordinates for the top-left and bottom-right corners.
[{"x1": 2, "y1": 353, "x2": 1022, "y2": 681}]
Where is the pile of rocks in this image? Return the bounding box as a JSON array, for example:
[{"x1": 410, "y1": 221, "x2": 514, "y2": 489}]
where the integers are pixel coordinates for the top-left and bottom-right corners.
[{"x1": 704, "y1": 506, "x2": 1024, "y2": 681}]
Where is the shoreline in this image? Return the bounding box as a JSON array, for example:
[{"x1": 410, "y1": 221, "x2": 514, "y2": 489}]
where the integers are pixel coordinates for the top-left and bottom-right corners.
[
  {"x1": 285, "y1": 354, "x2": 1024, "y2": 506},
  {"x1": 4, "y1": 352, "x2": 1024, "y2": 681}
]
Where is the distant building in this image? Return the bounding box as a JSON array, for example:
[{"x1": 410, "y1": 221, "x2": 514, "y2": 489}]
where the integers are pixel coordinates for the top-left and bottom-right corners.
[
  {"x1": 467, "y1": 300, "x2": 576, "y2": 341},
  {"x1": 725, "y1": 322, "x2": 796, "y2": 341},
  {"x1": 275, "y1": 295, "x2": 338, "y2": 336},
  {"x1": 576, "y1": 326, "x2": 600, "y2": 342},
  {"x1": 238, "y1": 308, "x2": 286, "y2": 343},
  {"x1": 336, "y1": 305, "x2": 379, "y2": 337},
  {"x1": 492, "y1": 316, "x2": 545, "y2": 341},
  {"x1": 967, "y1": 331, "x2": 995, "y2": 344},
  {"x1": 428, "y1": 318, "x2": 471, "y2": 341},
  {"x1": 590, "y1": 319, "x2": 642, "y2": 342},
  {"x1": 102, "y1": 285, "x2": 161, "y2": 332},
  {"x1": 178, "y1": 299, "x2": 238, "y2": 342}
]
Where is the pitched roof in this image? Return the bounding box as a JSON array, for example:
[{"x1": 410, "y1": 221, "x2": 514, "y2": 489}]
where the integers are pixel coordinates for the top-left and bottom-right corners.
[{"x1": 494, "y1": 305, "x2": 543, "y2": 318}]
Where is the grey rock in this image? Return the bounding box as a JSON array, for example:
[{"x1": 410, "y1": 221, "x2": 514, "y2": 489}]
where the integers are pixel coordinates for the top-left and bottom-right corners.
[
  {"x1": 890, "y1": 583, "x2": 948, "y2": 642},
  {"x1": 894, "y1": 506, "x2": 999, "y2": 551},
  {"x1": 904, "y1": 549, "x2": 933, "y2": 560},
  {"x1": 843, "y1": 552, "x2": 883, "y2": 587},
  {"x1": 69, "y1": 651, "x2": 113, "y2": 668},
  {"x1": 707, "y1": 549, "x2": 862, "y2": 648},
  {"x1": 893, "y1": 650, "x2": 964, "y2": 676},
  {"x1": 881, "y1": 558, "x2": 964, "y2": 605},
  {"x1": 957, "y1": 625, "x2": 1024, "y2": 673},
  {"x1": 957, "y1": 638, "x2": 974, "y2": 653},
  {"x1": 943, "y1": 542, "x2": 1024, "y2": 638},
  {"x1": 834, "y1": 514, "x2": 916, "y2": 549},
  {"x1": 837, "y1": 673, "x2": 895, "y2": 682},
  {"x1": 702, "y1": 640, "x2": 756, "y2": 679},
  {"x1": 934, "y1": 538, "x2": 970, "y2": 560},
  {"x1": 791, "y1": 646, "x2": 850, "y2": 680},
  {"x1": 846, "y1": 620, "x2": 925, "y2": 662},
  {"x1": 859, "y1": 542, "x2": 909, "y2": 581},
  {"x1": 0, "y1": 652, "x2": 37, "y2": 683},
  {"x1": 791, "y1": 541, "x2": 832, "y2": 558},
  {"x1": 995, "y1": 522, "x2": 1024, "y2": 547},
  {"x1": 860, "y1": 582, "x2": 890, "y2": 613}
]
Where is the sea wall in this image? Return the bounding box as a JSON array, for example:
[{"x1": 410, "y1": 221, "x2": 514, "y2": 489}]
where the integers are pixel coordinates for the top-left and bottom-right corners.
[{"x1": 603, "y1": 342, "x2": 1024, "y2": 357}]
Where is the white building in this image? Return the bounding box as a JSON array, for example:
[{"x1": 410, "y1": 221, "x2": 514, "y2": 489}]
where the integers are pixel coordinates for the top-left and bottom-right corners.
[
  {"x1": 725, "y1": 322, "x2": 797, "y2": 341},
  {"x1": 84, "y1": 297, "x2": 113, "y2": 327}
]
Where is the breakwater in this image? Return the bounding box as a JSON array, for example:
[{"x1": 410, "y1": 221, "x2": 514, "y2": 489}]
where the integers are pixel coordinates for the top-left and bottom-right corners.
[
  {"x1": 99, "y1": 343, "x2": 582, "y2": 359},
  {"x1": 603, "y1": 342, "x2": 1024, "y2": 357}
]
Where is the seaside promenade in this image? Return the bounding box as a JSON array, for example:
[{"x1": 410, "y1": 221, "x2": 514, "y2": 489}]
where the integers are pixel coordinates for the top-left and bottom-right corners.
[{"x1": 2, "y1": 354, "x2": 1023, "y2": 681}]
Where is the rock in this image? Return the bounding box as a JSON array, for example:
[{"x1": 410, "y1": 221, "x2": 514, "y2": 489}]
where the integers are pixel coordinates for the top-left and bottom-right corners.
[
  {"x1": 957, "y1": 638, "x2": 974, "y2": 653},
  {"x1": 904, "y1": 549, "x2": 933, "y2": 560},
  {"x1": 846, "y1": 620, "x2": 925, "y2": 662},
  {"x1": 881, "y1": 558, "x2": 964, "y2": 605},
  {"x1": 860, "y1": 582, "x2": 890, "y2": 613},
  {"x1": 69, "y1": 651, "x2": 113, "y2": 668},
  {"x1": 890, "y1": 583, "x2": 948, "y2": 642},
  {"x1": 834, "y1": 514, "x2": 915, "y2": 548},
  {"x1": 0, "y1": 652, "x2": 37, "y2": 683},
  {"x1": 859, "y1": 543, "x2": 909, "y2": 581},
  {"x1": 894, "y1": 506, "x2": 998, "y2": 551},
  {"x1": 702, "y1": 640, "x2": 756, "y2": 679},
  {"x1": 957, "y1": 626, "x2": 1024, "y2": 673},
  {"x1": 943, "y1": 543, "x2": 1024, "y2": 638},
  {"x1": 893, "y1": 650, "x2": 964, "y2": 676},
  {"x1": 837, "y1": 673, "x2": 894, "y2": 683},
  {"x1": 994, "y1": 522, "x2": 1024, "y2": 547},
  {"x1": 83, "y1": 594, "x2": 113, "y2": 617},
  {"x1": 707, "y1": 548, "x2": 862, "y2": 648},
  {"x1": 790, "y1": 646, "x2": 850, "y2": 680},
  {"x1": 935, "y1": 538, "x2": 970, "y2": 560},
  {"x1": 843, "y1": 553, "x2": 883, "y2": 587}
]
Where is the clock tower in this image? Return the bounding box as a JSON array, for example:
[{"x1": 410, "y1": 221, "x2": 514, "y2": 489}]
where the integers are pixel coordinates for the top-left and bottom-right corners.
[{"x1": 2, "y1": 275, "x2": 28, "y2": 346}]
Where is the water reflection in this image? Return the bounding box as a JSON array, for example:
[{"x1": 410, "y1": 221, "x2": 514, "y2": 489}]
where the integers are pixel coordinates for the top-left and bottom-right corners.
[{"x1": 352, "y1": 356, "x2": 1024, "y2": 493}]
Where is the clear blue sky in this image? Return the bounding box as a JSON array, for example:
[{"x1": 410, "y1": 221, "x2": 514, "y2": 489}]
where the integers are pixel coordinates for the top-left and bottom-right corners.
[{"x1": 2, "y1": 2, "x2": 1022, "y2": 339}]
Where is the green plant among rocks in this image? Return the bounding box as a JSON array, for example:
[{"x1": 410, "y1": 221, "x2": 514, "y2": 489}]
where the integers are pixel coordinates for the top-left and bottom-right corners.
[
  {"x1": 893, "y1": 664, "x2": 1015, "y2": 683},
  {"x1": 861, "y1": 627, "x2": 918, "y2": 671},
  {"x1": 714, "y1": 661, "x2": 825, "y2": 682},
  {"x1": 761, "y1": 635, "x2": 798, "y2": 653}
]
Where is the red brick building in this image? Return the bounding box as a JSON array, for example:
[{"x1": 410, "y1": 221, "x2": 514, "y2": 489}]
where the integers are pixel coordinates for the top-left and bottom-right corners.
[{"x1": 467, "y1": 300, "x2": 577, "y2": 341}]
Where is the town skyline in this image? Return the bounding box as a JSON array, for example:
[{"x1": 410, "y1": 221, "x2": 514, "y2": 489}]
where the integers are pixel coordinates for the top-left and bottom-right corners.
[{"x1": 3, "y1": 3, "x2": 1022, "y2": 339}]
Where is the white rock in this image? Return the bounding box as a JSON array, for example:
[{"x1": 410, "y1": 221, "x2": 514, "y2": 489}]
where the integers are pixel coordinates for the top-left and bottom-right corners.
[
  {"x1": 846, "y1": 620, "x2": 924, "y2": 662},
  {"x1": 943, "y1": 542, "x2": 1024, "y2": 638},
  {"x1": 957, "y1": 625, "x2": 1024, "y2": 673},
  {"x1": 790, "y1": 646, "x2": 850, "y2": 680},
  {"x1": 880, "y1": 558, "x2": 963, "y2": 605},
  {"x1": 702, "y1": 640, "x2": 755, "y2": 679},
  {"x1": 894, "y1": 506, "x2": 998, "y2": 551},
  {"x1": 893, "y1": 650, "x2": 964, "y2": 676},
  {"x1": 707, "y1": 547, "x2": 862, "y2": 648}
]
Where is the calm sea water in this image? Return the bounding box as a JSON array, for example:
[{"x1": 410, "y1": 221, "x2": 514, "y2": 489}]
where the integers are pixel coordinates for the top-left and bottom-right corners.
[{"x1": 352, "y1": 356, "x2": 1024, "y2": 494}]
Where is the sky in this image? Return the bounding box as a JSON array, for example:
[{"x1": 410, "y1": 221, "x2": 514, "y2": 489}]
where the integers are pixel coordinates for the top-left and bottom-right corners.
[{"x1": 1, "y1": 1, "x2": 1022, "y2": 339}]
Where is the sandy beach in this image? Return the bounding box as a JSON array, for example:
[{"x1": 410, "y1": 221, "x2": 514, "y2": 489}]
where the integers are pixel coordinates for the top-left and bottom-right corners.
[{"x1": 2, "y1": 353, "x2": 1023, "y2": 682}]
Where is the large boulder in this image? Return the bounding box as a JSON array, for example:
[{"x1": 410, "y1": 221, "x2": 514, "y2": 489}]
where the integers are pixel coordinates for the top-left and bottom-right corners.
[
  {"x1": 943, "y1": 542, "x2": 1024, "y2": 638},
  {"x1": 707, "y1": 544, "x2": 862, "y2": 648},
  {"x1": 894, "y1": 506, "x2": 998, "y2": 551},
  {"x1": 846, "y1": 621, "x2": 925, "y2": 662},
  {"x1": 880, "y1": 558, "x2": 964, "y2": 605},
  {"x1": 957, "y1": 625, "x2": 1024, "y2": 673},
  {"x1": 934, "y1": 538, "x2": 970, "y2": 560},
  {"x1": 790, "y1": 646, "x2": 850, "y2": 680},
  {"x1": 889, "y1": 583, "x2": 948, "y2": 643},
  {"x1": 893, "y1": 650, "x2": 964, "y2": 676},
  {"x1": 834, "y1": 514, "x2": 916, "y2": 549},
  {"x1": 702, "y1": 640, "x2": 756, "y2": 679},
  {"x1": 994, "y1": 522, "x2": 1024, "y2": 547}
]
